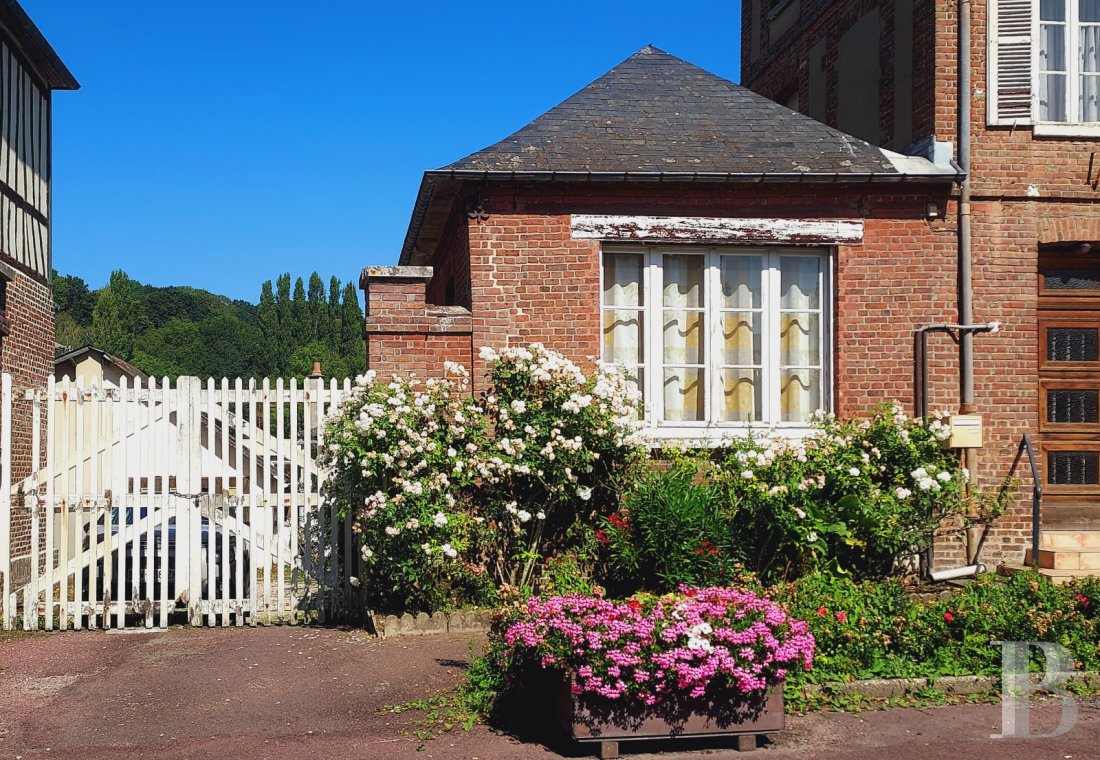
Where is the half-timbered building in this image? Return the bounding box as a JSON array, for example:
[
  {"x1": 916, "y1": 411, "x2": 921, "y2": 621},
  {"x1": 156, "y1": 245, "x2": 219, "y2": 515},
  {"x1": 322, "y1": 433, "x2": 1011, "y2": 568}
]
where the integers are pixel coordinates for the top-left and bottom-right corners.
[{"x1": 0, "y1": 0, "x2": 77, "y2": 589}]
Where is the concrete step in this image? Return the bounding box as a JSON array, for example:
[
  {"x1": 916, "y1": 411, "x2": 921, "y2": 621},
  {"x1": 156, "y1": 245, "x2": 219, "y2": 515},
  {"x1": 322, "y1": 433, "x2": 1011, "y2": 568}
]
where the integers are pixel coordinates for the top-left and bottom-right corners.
[
  {"x1": 1026, "y1": 547, "x2": 1100, "y2": 571},
  {"x1": 1040, "y1": 530, "x2": 1100, "y2": 550},
  {"x1": 998, "y1": 564, "x2": 1088, "y2": 585}
]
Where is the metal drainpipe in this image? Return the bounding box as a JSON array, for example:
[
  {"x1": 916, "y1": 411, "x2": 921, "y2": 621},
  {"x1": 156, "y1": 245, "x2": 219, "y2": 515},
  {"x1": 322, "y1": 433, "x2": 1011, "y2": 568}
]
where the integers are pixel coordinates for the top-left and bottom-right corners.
[
  {"x1": 959, "y1": 0, "x2": 974, "y2": 414},
  {"x1": 958, "y1": 0, "x2": 979, "y2": 563}
]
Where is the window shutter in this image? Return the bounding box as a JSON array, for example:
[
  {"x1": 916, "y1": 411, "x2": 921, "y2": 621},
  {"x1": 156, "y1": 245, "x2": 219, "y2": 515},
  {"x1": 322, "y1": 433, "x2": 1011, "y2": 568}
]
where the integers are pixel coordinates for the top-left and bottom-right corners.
[{"x1": 988, "y1": 0, "x2": 1035, "y2": 125}]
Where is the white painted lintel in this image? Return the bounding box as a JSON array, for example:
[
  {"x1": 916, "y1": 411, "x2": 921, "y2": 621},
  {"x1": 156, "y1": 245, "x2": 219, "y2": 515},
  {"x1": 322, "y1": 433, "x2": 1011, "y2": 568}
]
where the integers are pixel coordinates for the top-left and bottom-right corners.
[{"x1": 570, "y1": 214, "x2": 864, "y2": 245}]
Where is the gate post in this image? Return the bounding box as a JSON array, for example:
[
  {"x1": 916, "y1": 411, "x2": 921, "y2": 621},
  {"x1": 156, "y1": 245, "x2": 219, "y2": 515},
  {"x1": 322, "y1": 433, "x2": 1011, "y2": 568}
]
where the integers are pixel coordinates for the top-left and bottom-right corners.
[{"x1": 175, "y1": 377, "x2": 203, "y2": 626}]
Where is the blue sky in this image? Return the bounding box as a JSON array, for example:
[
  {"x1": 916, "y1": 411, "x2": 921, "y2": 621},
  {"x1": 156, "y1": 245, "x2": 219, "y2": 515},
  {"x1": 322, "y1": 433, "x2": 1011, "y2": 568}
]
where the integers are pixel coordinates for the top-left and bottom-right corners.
[{"x1": 25, "y1": 1, "x2": 741, "y2": 301}]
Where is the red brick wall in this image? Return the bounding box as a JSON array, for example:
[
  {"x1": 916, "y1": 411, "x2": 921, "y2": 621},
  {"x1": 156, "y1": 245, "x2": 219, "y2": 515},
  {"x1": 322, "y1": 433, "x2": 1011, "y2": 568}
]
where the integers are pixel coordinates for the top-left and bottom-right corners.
[
  {"x1": 742, "y1": 0, "x2": 939, "y2": 152},
  {"x1": 0, "y1": 267, "x2": 54, "y2": 594},
  {"x1": 361, "y1": 269, "x2": 474, "y2": 381},
  {"x1": 369, "y1": 179, "x2": 1051, "y2": 568},
  {"x1": 743, "y1": 0, "x2": 1100, "y2": 567}
]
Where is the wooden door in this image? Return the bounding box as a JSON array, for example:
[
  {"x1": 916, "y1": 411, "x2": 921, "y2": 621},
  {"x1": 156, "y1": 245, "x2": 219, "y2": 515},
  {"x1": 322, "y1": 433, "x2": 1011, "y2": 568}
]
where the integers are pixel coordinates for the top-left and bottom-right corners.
[{"x1": 1039, "y1": 249, "x2": 1100, "y2": 525}]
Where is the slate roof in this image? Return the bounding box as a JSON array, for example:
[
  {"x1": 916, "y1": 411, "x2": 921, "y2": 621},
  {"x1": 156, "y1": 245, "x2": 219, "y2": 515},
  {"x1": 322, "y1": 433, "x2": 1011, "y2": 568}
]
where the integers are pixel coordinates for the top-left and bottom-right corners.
[
  {"x1": 438, "y1": 45, "x2": 952, "y2": 179},
  {"x1": 0, "y1": 0, "x2": 78, "y2": 90},
  {"x1": 399, "y1": 46, "x2": 959, "y2": 264}
]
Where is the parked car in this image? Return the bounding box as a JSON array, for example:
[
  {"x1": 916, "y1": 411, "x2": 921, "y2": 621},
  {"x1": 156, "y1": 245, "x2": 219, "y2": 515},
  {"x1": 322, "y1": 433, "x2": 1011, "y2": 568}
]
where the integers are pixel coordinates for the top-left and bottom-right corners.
[{"x1": 82, "y1": 507, "x2": 250, "y2": 608}]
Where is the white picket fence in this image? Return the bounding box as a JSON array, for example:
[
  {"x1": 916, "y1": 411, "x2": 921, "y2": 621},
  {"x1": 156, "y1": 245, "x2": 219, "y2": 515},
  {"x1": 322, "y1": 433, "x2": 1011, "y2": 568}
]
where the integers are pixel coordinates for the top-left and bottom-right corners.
[{"x1": 0, "y1": 374, "x2": 361, "y2": 631}]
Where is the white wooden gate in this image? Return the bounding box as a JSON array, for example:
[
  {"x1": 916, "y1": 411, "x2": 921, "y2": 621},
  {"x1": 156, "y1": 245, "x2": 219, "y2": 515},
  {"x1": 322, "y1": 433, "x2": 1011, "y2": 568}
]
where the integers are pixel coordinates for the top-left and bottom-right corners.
[{"x1": 0, "y1": 374, "x2": 360, "y2": 631}]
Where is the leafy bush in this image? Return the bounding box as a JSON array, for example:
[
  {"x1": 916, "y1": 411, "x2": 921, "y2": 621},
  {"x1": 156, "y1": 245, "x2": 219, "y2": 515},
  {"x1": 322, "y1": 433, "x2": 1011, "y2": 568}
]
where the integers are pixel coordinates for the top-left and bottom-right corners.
[
  {"x1": 710, "y1": 404, "x2": 971, "y2": 581},
  {"x1": 600, "y1": 464, "x2": 751, "y2": 592},
  {"x1": 770, "y1": 571, "x2": 1100, "y2": 690},
  {"x1": 320, "y1": 344, "x2": 644, "y2": 612}
]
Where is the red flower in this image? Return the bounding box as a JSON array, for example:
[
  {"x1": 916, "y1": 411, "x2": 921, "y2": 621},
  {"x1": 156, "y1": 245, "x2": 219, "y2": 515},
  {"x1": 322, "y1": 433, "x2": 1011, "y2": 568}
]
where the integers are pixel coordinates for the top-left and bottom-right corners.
[
  {"x1": 695, "y1": 548, "x2": 704, "y2": 555},
  {"x1": 684, "y1": 588, "x2": 697, "y2": 597},
  {"x1": 595, "y1": 529, "x2": 609, "y2": 545},
  {"x1": 835, "y1": 611, "x2": 847, "y2": 622},
  {"x1": 1076, "y1": 593, "x2": 1091, "y2": 607},
  {"x1": 817, "y1": 607, "x2": 828, "y2": 616},
  {"x1": 708, "y1": 547, "x2": 719, "y2": 555},
  {"x1": 627, "y1": 598, "x2": 642, "y2": 613},
  {"x1": 944, "y1": 612, "x2": 954, "y2": 623}
]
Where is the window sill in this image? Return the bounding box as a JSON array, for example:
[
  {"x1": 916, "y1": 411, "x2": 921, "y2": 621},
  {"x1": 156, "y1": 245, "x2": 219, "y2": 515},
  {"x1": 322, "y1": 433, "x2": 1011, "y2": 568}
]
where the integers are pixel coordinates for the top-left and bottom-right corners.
[
  {"x1": 1032, "y1": 122, "x2": 1100, "y2": 138},
  {"x1": 643, "y1": 424, "x2": 816, "y2": 448}
]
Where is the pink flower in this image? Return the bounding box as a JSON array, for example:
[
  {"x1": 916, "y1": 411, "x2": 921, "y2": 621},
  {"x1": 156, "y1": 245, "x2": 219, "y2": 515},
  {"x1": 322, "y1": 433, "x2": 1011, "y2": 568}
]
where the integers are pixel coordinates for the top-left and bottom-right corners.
[{"x1": 835, "y1": 611, "x2": 847, "y2": 622}]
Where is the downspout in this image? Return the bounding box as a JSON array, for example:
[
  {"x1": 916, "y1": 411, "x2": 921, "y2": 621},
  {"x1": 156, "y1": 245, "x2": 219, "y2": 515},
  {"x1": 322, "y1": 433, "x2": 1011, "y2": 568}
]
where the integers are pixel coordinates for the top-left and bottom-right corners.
[
  {"x1": 958, "y1": 0, "x2": 981, "y2": 563},
  {"x1": 959, "y1": 0, "x2": 973, "y2": 414}
]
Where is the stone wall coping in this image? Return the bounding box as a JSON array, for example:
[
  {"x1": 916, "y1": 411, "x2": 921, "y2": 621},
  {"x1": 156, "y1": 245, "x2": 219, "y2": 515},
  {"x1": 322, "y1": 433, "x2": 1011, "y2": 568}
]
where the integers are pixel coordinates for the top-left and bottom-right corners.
[{"x1": 360, "y1": 266, "x2": 433, "y2": 287}]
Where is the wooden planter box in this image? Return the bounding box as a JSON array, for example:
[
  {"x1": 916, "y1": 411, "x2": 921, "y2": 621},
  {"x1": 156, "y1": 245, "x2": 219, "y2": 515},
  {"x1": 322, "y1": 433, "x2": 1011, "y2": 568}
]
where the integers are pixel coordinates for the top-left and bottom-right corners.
[{"x1": 555, "y1": 678, "x2": 784, "y2": 759}]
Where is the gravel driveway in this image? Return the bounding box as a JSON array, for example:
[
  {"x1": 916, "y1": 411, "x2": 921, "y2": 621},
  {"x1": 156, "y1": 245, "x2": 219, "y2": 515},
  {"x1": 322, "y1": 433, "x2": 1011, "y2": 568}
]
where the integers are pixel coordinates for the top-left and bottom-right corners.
[{"x1": 1, "y1": 627, "x2": 1098, "y2": 759}]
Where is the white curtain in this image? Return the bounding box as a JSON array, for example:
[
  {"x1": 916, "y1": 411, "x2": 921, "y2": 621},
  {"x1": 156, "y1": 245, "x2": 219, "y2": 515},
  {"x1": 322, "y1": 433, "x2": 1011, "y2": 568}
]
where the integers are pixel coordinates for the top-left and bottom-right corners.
[
  {"x1": 1041, "y1": 8, "x2": 1068, "y2": 121},
  {"x1": 780, "y1": 257, "x2": 821, "y2": 422},
  {"x1": 1081, "y1": 23, "x2": 1100, "y2": 120},
  {"x1": 720, "y1": 256, "x2": 762, "y2": 421},
  {"x1": 602, "y1": 253, "x2": 643, "y2": 367},
  {"x1": 662, "y1": 255, "x2": 704, "y2": 421}
]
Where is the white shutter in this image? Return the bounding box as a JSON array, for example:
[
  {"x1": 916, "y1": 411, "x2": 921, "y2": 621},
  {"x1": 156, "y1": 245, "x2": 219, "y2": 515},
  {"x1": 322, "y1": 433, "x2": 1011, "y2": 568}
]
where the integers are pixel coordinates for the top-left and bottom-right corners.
[{"x1": 988, "y1": 0, "x2": 1035, "y2": 124}]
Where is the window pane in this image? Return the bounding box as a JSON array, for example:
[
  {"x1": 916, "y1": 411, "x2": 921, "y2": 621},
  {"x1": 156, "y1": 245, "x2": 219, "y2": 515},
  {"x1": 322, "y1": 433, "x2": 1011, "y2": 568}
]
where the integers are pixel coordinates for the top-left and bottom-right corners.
[
  {"x1": 780, "y1": 256, "x2": 821, "y2": 309},
  {"x1": 1082, "y1": 26, "x2": 1100, "y2": 72},
  {"x1": 1041, "y1": 73, "x2": 1069, "y2": 120},
  {"x1": 1048, "y1": 450, "x2": 1100, "y2": 485},
  {"x1": 780, "y1": 369, "x2": 822, "y2": 422},
  {"x1": 722, "y1": 312, "x2": 761, "y2": 365},
  {"x1": 721, "y1": 369, "x2": 762, "y2": 422},
  {"x1": 1082, "y1": 0, "x2": 1100, "y2": 21},
  {"x1": 1042, "y1": 0, "x2": 1067, "y2": 20},
  {"x1": 1047, "y1": 389, "x2": 1100, "y2": 423},
  {"x1": 720, "y1": 255, "x2": 762, "y2": 309},
  {"x1": 1048, "y1": 327, "x2": 1099, "y2": 361},
  {"x1": 780, "y1": 313, "x2": 821, "y2": 366},
  {"x1": 1041, "y1": 24, "x2": 1066, "y2": 70},
  {"x1": 663, "y1": 255, "x2": 704, "y2": 308},
  {"x1": 1083, "y1": 75, "x2": 1100, "y2": 120},
  {"x1": 663, "y1": 368, "x2": 705, "y2": 422},
  {"x1": 1044, "y1": 269, "x2": 1100, "y2": 289},
  {"x1": 603, "y1": 253, "x2": 643, "y2": 307},
  {"x1": 602, "y1": 310, "x2": 643, "y2": 365},
  {"x1": 663, "y1": 310, "x2": 705, "y2": 364}
]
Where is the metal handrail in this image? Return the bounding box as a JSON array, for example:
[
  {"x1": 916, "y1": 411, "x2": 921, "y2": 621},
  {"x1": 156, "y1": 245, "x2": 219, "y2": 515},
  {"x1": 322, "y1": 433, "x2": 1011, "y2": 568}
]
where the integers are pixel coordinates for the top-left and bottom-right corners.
[{"x1": 1009, "y1": 433, "x2": 1043, "y2": 567}]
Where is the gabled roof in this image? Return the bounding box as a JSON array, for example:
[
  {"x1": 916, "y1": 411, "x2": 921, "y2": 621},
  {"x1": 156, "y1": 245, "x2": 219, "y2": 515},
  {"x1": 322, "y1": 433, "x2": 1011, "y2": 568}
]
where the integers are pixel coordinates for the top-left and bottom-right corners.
[
  {"x1": 0, "y1": 0, "x2": 78, "y2": 90},
  {"x1": 54, "y1": 345, "x2": 148, "y2": 380},
  {"x1": 399, "y1": 46, "x2": 960, "y2": 265}
]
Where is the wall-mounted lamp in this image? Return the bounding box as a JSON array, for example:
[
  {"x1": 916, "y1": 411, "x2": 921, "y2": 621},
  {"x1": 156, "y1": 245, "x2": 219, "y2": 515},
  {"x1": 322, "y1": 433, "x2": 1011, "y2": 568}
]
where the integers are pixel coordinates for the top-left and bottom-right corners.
[
  {"x1": 925, "y1": 202, "x2": 941, "y2": 220},
  {"x1": 1076, "y1": 242, "x2": 1093, "y2": 255}
]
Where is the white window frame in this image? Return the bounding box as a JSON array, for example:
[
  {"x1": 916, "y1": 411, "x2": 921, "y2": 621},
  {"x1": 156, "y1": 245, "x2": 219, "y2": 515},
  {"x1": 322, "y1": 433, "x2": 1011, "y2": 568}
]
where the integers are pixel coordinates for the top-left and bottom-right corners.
[
  {"x1": 1036, "y1": 0, "x2": 1100, "y2": 130},
  {"x1": 600, "y1": 244, "x2": 834, "y2": 444}
]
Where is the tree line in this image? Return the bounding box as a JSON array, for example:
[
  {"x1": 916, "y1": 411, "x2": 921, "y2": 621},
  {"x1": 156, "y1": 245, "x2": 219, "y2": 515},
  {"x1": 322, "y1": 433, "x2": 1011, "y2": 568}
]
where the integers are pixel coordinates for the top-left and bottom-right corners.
[{"x1": 53, "y1": 270, "x2": 365, "y2": 381}]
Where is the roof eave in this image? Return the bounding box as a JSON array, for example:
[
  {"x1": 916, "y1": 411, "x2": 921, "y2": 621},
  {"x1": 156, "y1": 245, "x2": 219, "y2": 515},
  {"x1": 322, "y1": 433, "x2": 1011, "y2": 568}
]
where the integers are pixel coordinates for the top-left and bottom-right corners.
[
  {"x1": 0, "y1": 0, "x2": 79, "y2": 90},
  {"x1": 425, "y1": 168, "x2": 964, "y2": 184},
  {"x1": 398, "y1": 166, "x2": 965, "y2": 265}
]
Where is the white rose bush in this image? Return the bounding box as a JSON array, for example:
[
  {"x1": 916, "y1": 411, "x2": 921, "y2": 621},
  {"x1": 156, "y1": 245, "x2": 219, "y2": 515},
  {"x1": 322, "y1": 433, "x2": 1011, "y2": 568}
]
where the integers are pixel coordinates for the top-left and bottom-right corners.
[
  {"x1": 320, "y1": 344, "x2": 644, "y2": 612},
  {"x1": 705, "y1": 403, "x2": 971, "y2": 581}
]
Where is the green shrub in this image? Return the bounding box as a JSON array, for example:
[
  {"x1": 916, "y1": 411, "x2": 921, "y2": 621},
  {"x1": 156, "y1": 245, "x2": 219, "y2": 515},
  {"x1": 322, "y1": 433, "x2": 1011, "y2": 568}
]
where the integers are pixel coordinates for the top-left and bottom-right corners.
[
  {"x1": 771, "y1": 571, "x2": 1100, "y2": 690},
  {"x1": 599, "y1": 464, "x2": 754, "y2": 593},
  {"x1": 711, "y1": 405, "x2": 972, "y2": 582}
]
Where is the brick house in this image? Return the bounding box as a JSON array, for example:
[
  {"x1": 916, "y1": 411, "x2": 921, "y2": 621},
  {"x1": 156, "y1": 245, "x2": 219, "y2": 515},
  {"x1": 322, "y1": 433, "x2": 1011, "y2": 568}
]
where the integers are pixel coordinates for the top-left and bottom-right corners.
[
  {"x1": 0, "y1": 0, "x2": 78, "y2": 589},
  {"x1": 742, "y1": 0, "x2": 1100, "y2": 574},
  {"x1": 362, "y1": 45, "x2": 1032, "y2": 569}
]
